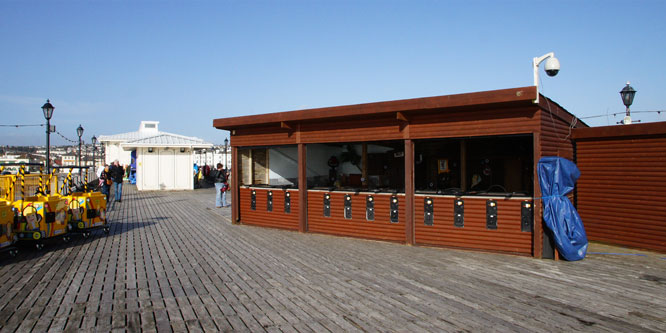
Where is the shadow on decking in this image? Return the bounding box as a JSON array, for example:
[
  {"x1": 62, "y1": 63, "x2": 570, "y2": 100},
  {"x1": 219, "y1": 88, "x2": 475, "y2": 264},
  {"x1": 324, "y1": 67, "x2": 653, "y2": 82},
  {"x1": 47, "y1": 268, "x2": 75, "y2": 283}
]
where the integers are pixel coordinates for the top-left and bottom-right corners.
[{"x1": 0, "y1": 219, "x2": 158, "y2": 265}]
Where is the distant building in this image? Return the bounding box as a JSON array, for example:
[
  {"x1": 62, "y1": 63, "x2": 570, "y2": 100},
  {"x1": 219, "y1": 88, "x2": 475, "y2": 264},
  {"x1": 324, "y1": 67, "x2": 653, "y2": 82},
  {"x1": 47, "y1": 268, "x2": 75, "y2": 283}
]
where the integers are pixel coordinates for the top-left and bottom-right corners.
[
  {"x1": 98, "y1": 121, "x2": 212, "y2": 190},
  {"x1": 193, "y1": 145, "x2": 231, "y2": 169},
  {"x1": 0, "y1": 154, "x2": 41, "y2": 173},
  {"x1": 61, "y1": 155, "x2": 76, "y2": 166}
]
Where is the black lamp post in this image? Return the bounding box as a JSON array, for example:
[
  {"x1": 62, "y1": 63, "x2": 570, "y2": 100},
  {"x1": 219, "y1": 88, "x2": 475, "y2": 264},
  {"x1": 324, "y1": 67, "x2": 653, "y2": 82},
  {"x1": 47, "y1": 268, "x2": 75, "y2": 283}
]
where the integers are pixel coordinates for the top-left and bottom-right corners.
[
  {"x1": 224, "y1": 138, "x2": 229, "y2": 169},
  {"x1": 91, "y1": 135, "x2": 97, "y2": 170},
  {"x1": 620, "y1": 82, "x2": 637, "y2": 125},
  {"x1": 77, "y1": 124, "x2": 84, "y2": 167},
  {"x1": 42, "y1": 100, "x2": 54, "y2": 175}
]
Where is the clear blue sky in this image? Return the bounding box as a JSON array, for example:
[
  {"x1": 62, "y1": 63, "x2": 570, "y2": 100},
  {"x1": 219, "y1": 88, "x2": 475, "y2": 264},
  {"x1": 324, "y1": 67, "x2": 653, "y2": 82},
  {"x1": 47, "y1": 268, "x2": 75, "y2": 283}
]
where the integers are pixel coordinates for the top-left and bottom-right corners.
[{"x1": 1, "y1": 0, "x2": 664, "y2": 146}]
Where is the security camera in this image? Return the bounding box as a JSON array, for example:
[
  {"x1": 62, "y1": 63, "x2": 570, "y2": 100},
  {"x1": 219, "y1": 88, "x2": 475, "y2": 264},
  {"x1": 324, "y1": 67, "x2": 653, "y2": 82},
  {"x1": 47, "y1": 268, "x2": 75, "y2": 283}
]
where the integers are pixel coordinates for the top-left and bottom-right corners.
[
  {"x1": 544, "y1": 57, "x2": 560, "y2": 77},
  {"x1": 533, "y1": 52, "x2": 560, "y2": 103}
]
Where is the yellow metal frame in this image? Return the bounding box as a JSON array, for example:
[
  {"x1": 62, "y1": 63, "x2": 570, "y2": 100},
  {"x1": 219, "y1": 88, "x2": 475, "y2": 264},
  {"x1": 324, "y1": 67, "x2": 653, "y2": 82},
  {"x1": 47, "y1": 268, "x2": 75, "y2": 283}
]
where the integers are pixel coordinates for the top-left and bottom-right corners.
[
  {"x1": 0, "y1": 200, "x2": 15, "y2": 249},
  {"x1": 0, "y1": 174, "x2": 59, "y2": 201}
]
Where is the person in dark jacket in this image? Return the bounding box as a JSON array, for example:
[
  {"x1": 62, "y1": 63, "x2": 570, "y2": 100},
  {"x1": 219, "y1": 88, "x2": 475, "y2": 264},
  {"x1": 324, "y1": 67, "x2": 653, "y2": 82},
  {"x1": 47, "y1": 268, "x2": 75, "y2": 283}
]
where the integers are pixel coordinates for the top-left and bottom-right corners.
[
  {"x1": 213, "y1": 163, "x2": 228, "y2": 208},
  {"x1": 110, "y1": 160, "x2": 125, "y2": 202},
  {"x1": 100, "y1": 164, "x2": 112, "y2": 203}
]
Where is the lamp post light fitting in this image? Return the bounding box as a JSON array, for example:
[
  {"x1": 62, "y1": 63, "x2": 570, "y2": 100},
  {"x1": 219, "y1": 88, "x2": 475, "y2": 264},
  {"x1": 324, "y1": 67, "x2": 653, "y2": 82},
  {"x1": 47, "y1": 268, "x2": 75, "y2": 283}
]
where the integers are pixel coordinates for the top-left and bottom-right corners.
[
  {"x1": 42, "y1": 100, "x2": 55, "y2": 180},
  {"x1": 619, "y1": 82, "x2": 637, "y2": 125}
]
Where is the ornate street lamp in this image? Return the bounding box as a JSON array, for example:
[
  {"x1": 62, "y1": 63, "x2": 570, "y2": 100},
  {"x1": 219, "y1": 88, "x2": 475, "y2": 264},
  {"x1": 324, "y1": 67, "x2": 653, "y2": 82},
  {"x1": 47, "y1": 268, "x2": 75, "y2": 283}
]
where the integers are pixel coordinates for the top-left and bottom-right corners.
[
  {"x1": 91, "y1": 135, "x2": 97, "y2": 170},
  {"x1": 619, "y1": 82, "x2": 637, "y2": 125},
  {"x1": 42, "y1": 99, "x2": 54, "y2": 175},
  {"x1": 224, "y1": 138, "x2": 229, "y2": 169},
  {"x1": 77, "y1": 124, "x2": 84, "y2": 167}
]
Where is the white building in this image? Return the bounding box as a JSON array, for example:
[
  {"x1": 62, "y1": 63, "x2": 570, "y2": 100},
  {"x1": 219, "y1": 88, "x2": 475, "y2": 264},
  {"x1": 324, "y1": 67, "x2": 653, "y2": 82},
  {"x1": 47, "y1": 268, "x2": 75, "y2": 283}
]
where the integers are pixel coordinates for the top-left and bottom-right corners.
[
  {"x1": 98, "y1": 121, "x2": 212, "y2": 190},
  {"x1": 61, "y1": 155, "x2": 76, "y2": 166},
  {"x1": 0, "y1": 155, "x2": 42, "y2": 173}
]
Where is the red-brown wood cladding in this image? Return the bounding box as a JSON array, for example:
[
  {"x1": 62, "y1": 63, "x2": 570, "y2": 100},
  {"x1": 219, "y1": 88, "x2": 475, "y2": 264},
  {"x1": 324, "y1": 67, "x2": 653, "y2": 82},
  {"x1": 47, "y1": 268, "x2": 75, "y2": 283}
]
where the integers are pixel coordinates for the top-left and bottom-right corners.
[
  {"x1": 307, "y1": 191, "x2": 406, "y2": 242},
  {"x1": 414, "y1": 195, "x2": 533, "y2": 255},
  {"x1": 531, "y1": 103, "x2": 584, "y2": 258},
  {"x1": 215, "y1": 86, "x2": 538, "y2": 130},
  {"x1": 231, "y1": 125, "x2": 295, "y2": 147},
  {"x1": 538, "y1": 110, "x2": 576, "y2": 160},
  {"x1": 575, "y1": 135, "x2": 666, "y2": 252},
  {"x1": 229, "y1": 106, "x2": 542, "y2": 147},
  {"x1": 299, "y1": 115, "x2": 403, "y2": 143},
  {"x1": 239, "y1": 187, "x2": 300, "y2": 231},
  {"x1": 408, "y1": 107, "x2": 539, "y2": 140}
]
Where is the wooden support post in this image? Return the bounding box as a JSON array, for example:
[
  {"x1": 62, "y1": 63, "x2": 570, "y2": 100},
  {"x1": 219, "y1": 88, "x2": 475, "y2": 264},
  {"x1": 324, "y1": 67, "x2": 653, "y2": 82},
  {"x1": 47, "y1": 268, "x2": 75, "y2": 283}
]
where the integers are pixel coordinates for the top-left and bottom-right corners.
[
  {"x1": 362, "y1": 143, "x2": 368, "y2": 187},
  {"x1": 298, "y1": 143, "x2": 308, "y2": 233},
  {"x1": 231, "y1": 145, "x2": 240, "y2": 224},
  {"x1": 265, "y1": 149, "x2": 270, "y2": 185},
  {"x1": 533, "y1": 133, "x2": 543, "y2": 258},
  {"x1": 460, "y1": 139, "x2": 467, "y2": 191},
  {"x1": 404, "y1": 139, "x2": 415, "y2": 245}
]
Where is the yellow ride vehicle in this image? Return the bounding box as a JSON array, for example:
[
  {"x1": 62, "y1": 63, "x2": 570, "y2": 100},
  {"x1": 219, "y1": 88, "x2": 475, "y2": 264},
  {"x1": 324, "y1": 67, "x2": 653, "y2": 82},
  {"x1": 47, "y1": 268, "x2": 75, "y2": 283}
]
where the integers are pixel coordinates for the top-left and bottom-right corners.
[
  {"x1": 13, "y1": 194, "x2": 70, "y2": 250},
  {"x1": 66, "y1": 191, "x2": 109, "y2": 238},
  {"x1": 0, "y1": 200, "x2": 18, "y2": 256}
]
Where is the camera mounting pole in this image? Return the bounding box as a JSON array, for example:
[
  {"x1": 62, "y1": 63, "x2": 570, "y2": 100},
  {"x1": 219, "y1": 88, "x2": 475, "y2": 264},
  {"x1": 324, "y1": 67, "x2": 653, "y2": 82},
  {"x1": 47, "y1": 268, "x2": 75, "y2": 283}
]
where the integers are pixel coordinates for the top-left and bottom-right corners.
[{"x1": 533, "y1": 52, "x2": 557, "y2": 104}]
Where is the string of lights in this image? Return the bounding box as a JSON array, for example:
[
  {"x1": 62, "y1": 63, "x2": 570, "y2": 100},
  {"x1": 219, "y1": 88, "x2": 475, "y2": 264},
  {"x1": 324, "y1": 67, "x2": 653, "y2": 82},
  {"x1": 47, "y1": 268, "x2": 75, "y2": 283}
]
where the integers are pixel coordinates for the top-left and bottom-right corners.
[
  {"x1": 0, "y1": 124, "x2": 44, "y2": 127},
  {"x1": 54, "y1": 130, "x2": 80, "y2": 143},
  {"x1": 0, "y1": 123, "x2": 85, "y2": 143},
  {"x1": 579, "y1": 110, "x2": 664, "y2": 120}
]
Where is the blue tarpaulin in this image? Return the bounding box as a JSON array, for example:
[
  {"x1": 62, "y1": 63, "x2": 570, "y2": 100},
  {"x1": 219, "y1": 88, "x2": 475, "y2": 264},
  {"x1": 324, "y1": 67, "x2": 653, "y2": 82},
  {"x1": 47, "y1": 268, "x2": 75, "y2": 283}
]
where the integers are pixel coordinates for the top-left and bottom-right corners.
[{"x1": 537, "y1": 157, "x2": 588, "y2": 261}]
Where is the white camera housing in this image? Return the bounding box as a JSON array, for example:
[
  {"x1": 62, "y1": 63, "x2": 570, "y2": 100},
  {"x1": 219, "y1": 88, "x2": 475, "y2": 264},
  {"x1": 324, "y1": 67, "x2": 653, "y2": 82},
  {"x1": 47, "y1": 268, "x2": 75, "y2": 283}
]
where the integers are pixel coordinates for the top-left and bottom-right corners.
[
  {"x1": 533, "y1": 52, "x2": 561, "y2": 103},
  {"x1": 544, "y1": 57, "x2": 560, "y2": 77}
]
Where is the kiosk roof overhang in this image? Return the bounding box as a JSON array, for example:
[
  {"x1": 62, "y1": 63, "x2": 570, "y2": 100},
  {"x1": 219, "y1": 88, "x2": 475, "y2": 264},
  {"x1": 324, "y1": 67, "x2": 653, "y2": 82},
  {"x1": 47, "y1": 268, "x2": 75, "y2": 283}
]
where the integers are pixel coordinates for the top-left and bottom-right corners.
[{"x1": 214, "y1": 86, "x2": 539, "y2": 131}]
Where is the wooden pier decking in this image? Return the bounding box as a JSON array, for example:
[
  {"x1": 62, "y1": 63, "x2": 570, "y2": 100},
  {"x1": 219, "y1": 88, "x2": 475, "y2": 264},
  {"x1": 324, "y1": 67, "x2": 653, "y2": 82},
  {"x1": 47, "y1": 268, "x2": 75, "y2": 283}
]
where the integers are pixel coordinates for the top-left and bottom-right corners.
[{"x1": 1, "y1": 184, "x2": 665, "y2": 332}]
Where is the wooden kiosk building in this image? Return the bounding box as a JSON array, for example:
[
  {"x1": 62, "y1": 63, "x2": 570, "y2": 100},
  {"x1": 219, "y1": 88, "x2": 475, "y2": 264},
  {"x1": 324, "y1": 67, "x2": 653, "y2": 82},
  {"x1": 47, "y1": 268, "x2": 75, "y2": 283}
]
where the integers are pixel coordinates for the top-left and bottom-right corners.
[{"x1": 214, "y1": 86, "x2": 586, "y2": 258}]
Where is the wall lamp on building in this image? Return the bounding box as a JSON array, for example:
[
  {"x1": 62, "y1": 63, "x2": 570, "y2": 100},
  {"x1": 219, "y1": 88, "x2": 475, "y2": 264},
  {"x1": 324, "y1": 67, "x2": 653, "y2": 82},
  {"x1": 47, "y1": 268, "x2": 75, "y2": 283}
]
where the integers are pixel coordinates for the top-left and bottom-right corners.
[
  {"x1": 619, "y1": 82, "x2": 637, "y2": 125},
  {"x1": 42, "y1": 99, "x2": 55, "y2": 175}
]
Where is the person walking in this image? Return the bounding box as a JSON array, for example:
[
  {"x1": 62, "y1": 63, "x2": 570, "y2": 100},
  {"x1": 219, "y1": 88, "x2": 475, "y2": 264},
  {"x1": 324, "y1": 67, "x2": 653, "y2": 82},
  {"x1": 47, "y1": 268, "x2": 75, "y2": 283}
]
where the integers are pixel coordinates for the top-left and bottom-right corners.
[
  {"x1": 110, "y1": 160, "x2": 124, "y2": 202},
  {"x1": 213, "y1": 163, "x2": 228, "y2": 208},
  {"x1": 97, "y1": 163, "x2": 106, "y2": 188},
  {"x1": 100, "y1": 164, "x2": 112, "y2": 203}
]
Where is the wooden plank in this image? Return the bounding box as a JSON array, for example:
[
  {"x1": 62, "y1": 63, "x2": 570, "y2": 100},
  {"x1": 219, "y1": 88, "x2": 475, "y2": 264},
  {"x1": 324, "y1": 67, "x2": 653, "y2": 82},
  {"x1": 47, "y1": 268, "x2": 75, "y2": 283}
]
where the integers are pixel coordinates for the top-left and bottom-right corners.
[
  {"x1": 1, "y1": 184, "x2": 664, "y2": 332},
  {"x1": 573, "y1": 121, "x2": 666, "y2": 140},
  {"x1": 298, "y1": 143, "x2": 308, "y2": 232},
  {"x1": 413, "y1": 195, "x2": 532, "y2": 255},
  {"x1": 460, "y1": 139, "x2": 467, "y2": 191},
  {"x1": 231, "y1": 146, "x2": 239, "y2": 223},
  {"x1": 575, "y1": 134, "x2": 666, "y2": 252},
  {"x1": 533, "y1": 132, "x2": 543, "y2": 258},
  {"x1": 404, "y1": 139, "x2": 414, "y2": 245},
  {"x1": 361, "y1": 143, "x2": 368, "y2": 188},
  {"x1": 214, "y1": 86, "x2": 537, "y2": 129}
]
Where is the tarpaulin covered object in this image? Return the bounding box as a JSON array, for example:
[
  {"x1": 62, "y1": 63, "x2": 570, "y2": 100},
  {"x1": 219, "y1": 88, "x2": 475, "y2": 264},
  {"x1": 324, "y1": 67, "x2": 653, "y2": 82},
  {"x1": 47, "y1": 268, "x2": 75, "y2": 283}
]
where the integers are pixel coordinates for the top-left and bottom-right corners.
[{"x1": 538, "y1": 157, "x2": 588, "y2": 261}]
